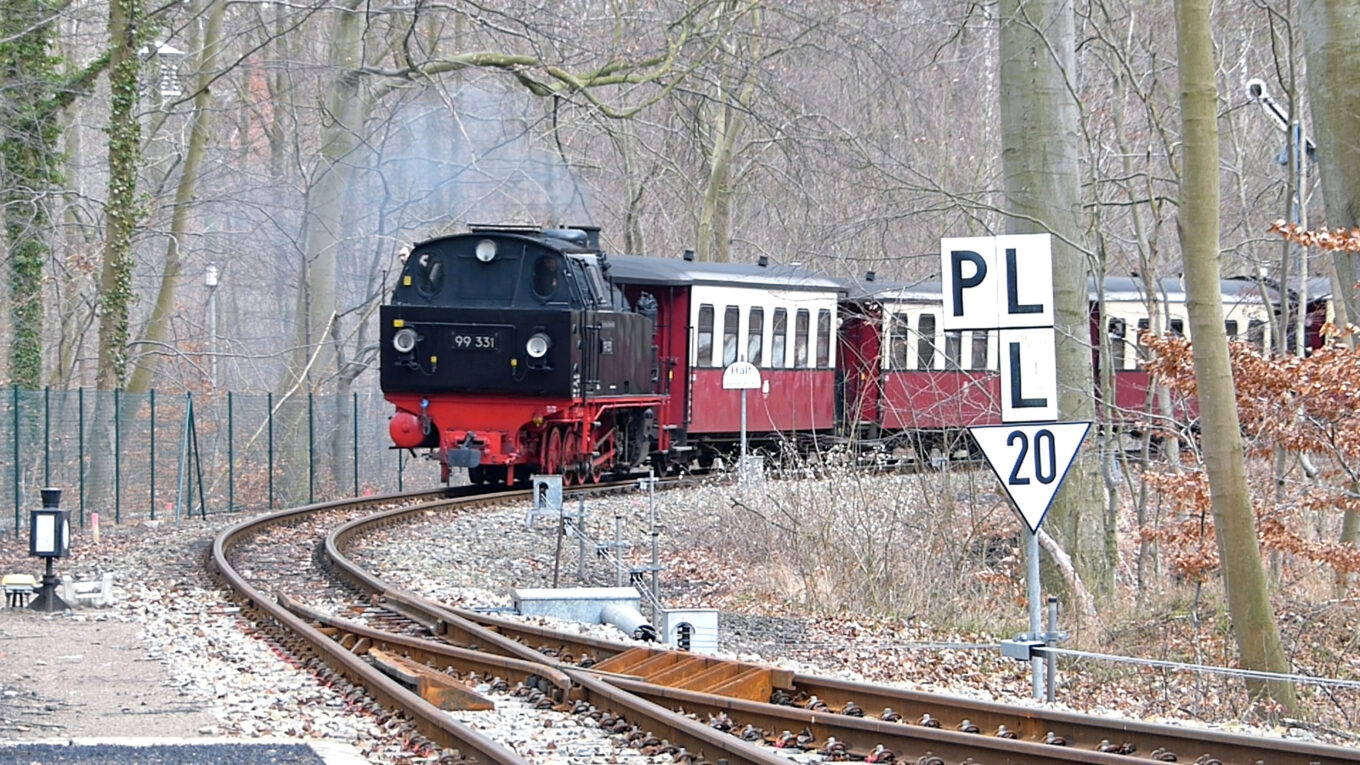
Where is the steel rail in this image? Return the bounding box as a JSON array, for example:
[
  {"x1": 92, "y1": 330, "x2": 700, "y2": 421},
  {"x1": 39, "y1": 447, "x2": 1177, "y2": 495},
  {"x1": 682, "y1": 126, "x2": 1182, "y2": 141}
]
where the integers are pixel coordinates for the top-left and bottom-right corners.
[
  {"x1": 211, "y1": 489, "x2": 530, "y2": 765},
  {"x1": 318, "y1": 486, "x2": 1360, "y2": 765}
]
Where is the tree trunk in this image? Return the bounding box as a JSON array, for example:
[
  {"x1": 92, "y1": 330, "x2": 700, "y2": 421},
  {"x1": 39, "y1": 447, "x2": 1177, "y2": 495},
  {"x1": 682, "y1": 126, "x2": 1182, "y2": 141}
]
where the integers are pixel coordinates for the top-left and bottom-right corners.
[
  {"x1": 1302, "y1": 0, "x2": 1360, "y2": 583},
  {"x1": 87, "y1": 0, "x2": 144, "y2": 513},
  {"x1": 1174, "y1": 0, "x2": 1296, "y2": 713},
  {"x1": 2, "y1": 0, "x2": 64, "y2": 388},
  {"x1": 999, "y1": 0, "x2": 1110, "y2": 602},
  {"x1": 126, "y1": 0, "x2": 226, "y2": 394}
]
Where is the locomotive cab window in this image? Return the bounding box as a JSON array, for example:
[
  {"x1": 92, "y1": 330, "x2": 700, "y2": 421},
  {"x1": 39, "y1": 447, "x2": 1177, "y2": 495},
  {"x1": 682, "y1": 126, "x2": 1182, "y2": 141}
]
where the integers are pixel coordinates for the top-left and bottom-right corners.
[
  {"x1": 531, "y1": 256, "x2": 560, "y2": 300},
  {"x1": 748, "y1": 308, "x2": 764, "y2": 366},
  {"x1": 772, "y1": 309, "x2": 788, "y2": 368},
  {"x1": 723, "y1": 306, "x2": 740, "y2": 367},
  {"x1": 567, "y1": 254, "x2": 610, "y2": 306},
  {"x1": 412, "y1": 252, "x2": 445, "y2": 297},
  {"x1": 795, "y1": 309, "x2": 809, "y2": 368},
  {"x1": 917, "y1": 313, "x2": 937, "y2": 370},
  {"x1": 697, "y1": 304, "x2": 715, "y2": 367}
]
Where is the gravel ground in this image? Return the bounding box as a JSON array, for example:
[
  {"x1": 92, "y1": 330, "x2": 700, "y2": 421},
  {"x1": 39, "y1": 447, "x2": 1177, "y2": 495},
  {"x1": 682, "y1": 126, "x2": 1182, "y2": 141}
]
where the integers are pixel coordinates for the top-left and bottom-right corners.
[{"x1": 1, "y1": 474, "x2": 1355, "y2": 763}]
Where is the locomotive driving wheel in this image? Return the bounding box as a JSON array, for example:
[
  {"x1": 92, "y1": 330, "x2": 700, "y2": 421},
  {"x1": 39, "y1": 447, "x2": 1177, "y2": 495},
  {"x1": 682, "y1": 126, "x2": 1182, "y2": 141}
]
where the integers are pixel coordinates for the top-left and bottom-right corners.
[
  {"x1": 543, "y1": 428, "x2": 563, "y2": 477},
  {"x1": 563, "y1": 431, "x2": 582, "y2": 486}
]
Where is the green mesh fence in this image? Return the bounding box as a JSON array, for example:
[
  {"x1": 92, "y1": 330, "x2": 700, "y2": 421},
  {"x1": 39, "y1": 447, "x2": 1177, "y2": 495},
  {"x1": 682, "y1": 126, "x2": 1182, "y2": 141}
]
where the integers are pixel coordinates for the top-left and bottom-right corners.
[{"x1": 2, "y1": 387, "x2": 440, "y2": 534}]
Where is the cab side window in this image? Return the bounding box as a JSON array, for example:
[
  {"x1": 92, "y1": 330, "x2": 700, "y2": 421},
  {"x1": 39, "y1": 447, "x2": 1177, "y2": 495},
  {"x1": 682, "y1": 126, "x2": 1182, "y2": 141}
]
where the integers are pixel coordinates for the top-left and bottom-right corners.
[
  {"x1": 531, "y1": 256, "x2": 559, "y2": 300},
  {"x1": 415, "y1": 252, "x2": 445, "y2": 297}
]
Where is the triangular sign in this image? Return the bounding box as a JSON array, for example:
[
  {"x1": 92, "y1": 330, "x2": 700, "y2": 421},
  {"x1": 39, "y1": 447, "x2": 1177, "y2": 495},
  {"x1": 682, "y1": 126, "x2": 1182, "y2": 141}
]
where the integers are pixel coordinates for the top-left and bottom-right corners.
[{"x1": 969, "y1": 422, "x2": 1091, "y2": 534}]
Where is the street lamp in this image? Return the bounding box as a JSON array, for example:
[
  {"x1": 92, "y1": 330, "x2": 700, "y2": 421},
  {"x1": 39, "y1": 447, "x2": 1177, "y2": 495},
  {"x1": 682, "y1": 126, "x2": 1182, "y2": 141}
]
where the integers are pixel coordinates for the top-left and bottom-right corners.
[
  {"x1": 205, "y1": 264, "x2": 219, "y2": 389},
  {"x1": 29, "y1": 488, "x2": 71, "y2": 612}
]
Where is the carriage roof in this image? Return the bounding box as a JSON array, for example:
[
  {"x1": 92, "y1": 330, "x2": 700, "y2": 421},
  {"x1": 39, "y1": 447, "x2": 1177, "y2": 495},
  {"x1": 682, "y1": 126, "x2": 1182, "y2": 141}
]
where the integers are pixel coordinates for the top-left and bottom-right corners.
[{"x1": 606, "y1": 254, "x2": 845, "y2": 293}]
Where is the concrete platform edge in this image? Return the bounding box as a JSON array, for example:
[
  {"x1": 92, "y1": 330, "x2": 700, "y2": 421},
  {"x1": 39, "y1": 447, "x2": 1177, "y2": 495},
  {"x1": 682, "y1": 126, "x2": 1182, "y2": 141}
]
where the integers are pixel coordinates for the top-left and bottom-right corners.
[{"x1": 0, "y1": 736, "x2": 367, "y2": 765}]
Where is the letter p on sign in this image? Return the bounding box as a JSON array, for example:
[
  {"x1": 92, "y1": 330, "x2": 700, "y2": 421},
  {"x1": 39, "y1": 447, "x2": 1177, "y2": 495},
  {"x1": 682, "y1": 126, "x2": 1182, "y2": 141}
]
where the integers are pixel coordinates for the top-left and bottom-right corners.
[{"x1": 940, "y1": 234, "x2": 1054, "y2": 331}]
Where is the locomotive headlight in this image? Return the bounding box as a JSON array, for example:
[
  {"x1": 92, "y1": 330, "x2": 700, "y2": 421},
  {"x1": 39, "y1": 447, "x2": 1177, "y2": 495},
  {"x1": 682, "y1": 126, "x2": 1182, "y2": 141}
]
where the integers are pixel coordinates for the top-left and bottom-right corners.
[
  {"x1": 392, "y1": 327, "x2": 418, "y2": 354},
  {"x1": 526, "y1": 332, "x2": 551, "y2": 359},
  {"x1": 475, "y1": 239, "x2": 497, "y2": 263}
]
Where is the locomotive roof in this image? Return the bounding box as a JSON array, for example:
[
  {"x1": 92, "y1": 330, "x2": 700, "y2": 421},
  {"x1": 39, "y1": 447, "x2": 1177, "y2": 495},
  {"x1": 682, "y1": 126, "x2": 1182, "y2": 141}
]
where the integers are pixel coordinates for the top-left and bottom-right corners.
[{"x1": 607, "y1": 253, "x2": 845, "y2": 293}]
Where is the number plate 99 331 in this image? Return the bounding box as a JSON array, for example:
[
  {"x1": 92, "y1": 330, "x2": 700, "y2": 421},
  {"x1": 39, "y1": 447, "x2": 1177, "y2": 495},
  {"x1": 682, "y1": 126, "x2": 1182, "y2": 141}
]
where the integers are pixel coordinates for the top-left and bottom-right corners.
[{"x1": 451, "y1": 328, "x2": 501, "y2": 351}]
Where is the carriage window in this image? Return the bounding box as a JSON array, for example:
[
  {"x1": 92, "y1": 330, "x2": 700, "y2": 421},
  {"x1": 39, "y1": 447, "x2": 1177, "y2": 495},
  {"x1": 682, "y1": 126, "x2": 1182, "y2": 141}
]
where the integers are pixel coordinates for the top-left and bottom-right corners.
[
  {"x1": 944, "y1": 331, "x2": 963, "y2": 371},
  {"x1": 795, "y1": 309, "x2": 810, "y2": 368},
  {"x1": 1248, "y1": 319, "x2": 1266, "y2": 350},
  {"x1": 1170, "y1": 318, "x2": 1185, "y2": 337},
  {"x1": 970, "y1": 331, "x2": 989, "y2": 370},
  {"x1": 890, "y1": 314, "x2": 910, "y2": 369},
  {"x1": 1108, "y1": 318, "x2": 1127, "y2": 370},
  {"x1": 1224, "y1": 320, "x2": 1238, "y2": 340},
  {"x1": 917, "y1": 314, "x2": 937, "y2": 370},
  {"x1": 748, "y1": 308, "x2": 764, "y2": 366},
  {"x1": 722, "y1": 306, "x2": 740, "y2": 367},
  {"x1": 772, "y1": 309, "x2": 787, "y2": 368},
  {"x1": 816, "y1": 310, "x2": 831, "y2": 368},
  {"x1": 531, "y1": 256, "x2": 559, "y2": 299},
  {"x1": 697, "y1": 305, "x2": 714, "y2": 367}
]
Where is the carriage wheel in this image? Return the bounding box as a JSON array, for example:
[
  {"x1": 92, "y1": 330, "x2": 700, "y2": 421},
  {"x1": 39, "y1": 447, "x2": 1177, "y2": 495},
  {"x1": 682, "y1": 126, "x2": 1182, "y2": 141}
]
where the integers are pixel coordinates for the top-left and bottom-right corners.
[
  {"x1": 467, "y1": 465, "x2": 486, "y2": 485},
  {"x1": 544, "y1": 429, "x2": 563, "y2": 476}
]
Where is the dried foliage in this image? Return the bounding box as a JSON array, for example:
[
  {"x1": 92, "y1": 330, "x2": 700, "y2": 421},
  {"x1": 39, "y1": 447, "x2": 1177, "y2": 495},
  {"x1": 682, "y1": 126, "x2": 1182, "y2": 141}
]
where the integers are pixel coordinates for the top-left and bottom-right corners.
[
  {"x1": 1269, "y1": 220, "x2": 1360, "y2": 252},
  {"x1": 1139, "y1": 309, "x2": 1360, "y2": 580}
]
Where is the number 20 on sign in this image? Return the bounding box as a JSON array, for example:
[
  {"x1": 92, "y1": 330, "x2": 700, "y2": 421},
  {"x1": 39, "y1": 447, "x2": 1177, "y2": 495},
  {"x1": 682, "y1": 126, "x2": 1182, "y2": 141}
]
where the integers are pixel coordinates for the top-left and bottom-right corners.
[{"x1": 969, "y1": 422, "x2": 1090, "y2": 533}]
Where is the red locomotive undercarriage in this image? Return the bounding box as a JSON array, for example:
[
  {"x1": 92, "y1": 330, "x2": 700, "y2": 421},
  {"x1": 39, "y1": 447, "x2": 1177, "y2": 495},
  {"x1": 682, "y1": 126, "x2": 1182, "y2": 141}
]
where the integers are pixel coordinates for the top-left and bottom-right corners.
[{"x1": 387, "y1": 392, "x2": 668, "y2": 485}]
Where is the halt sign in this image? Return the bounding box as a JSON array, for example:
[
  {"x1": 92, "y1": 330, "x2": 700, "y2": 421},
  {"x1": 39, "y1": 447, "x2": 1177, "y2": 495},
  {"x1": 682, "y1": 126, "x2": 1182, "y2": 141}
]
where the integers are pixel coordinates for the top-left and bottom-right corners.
[
  {"x1": 722, "y1": 360, "x2": 762, "y2": 390},
  {"x1": 969, "y1": 422, "x2": 1091, "y2": 533}
]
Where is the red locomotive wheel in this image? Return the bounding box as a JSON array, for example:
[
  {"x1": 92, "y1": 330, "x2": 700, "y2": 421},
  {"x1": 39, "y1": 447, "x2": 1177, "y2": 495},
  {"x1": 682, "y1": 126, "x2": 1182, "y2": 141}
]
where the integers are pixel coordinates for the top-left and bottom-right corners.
[
  {"x1": 544, "y1": 429, "x2": 563, "y2": 476},
  {"x1": 563, "y1": 431, "x2": 581, "y2": 486}
]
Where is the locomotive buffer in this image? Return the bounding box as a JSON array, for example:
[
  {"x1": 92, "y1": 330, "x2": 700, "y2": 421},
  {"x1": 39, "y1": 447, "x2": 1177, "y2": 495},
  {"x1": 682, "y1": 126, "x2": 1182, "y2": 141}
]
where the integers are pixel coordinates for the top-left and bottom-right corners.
[{"x1": 941, "y1": 233, "x2": 1088, "y2": 700}]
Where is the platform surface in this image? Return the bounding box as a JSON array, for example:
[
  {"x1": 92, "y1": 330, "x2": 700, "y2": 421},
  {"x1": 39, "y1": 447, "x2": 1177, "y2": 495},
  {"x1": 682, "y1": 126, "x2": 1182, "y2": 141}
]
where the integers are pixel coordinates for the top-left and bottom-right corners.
[{"x1": 0, "y1": 737, "x2": 366, "y2": 764}]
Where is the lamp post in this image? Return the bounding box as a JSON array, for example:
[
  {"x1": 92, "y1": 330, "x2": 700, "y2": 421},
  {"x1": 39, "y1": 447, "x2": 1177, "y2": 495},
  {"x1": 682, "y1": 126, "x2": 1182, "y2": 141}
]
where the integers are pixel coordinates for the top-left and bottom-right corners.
[
  {"x1": 1246, "y1": 78, "x2": 1316, "y2": 356},
  {"x1": 205, "y1": 264, "x2": 219, "y2": 389},
  {"x1": 29, "y1": 487, "x2": 70, "y2": 612}
]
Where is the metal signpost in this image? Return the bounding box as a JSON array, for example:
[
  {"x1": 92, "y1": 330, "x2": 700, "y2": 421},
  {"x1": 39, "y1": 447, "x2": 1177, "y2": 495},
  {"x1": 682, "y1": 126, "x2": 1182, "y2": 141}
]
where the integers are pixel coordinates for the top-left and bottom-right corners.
[
  {"x1": 722, "y1": 360, "x2": 762, "y2": 483},
  {"x1": 941, "y1": 233, "x2": 1087, "y2": 699}
]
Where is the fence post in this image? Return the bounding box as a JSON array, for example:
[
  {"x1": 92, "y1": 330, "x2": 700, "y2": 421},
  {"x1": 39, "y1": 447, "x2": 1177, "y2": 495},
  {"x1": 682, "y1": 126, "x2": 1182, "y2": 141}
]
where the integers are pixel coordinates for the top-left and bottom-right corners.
[
  {"x1": 78, "y1": 387, "x2": 85, "y2": 526},
  {"x1": 352, "y1": 392, "x2": 359, "y2": 496},
  {"x1": 308, "y1": 392, "x2": 314, "y2": 505},
  {"x1": 114, "y1": 389, "x2": 121, "y2": 523},
  {"x1": 11, "y1": 385, "x2": 18, "y2": 535},
  {"x1": 43, "y1": 386, "x2": 50, "y2": 485},
  {"x1": 150, "y1": 389, "x2": 156, "y2": 520},
  {"x1": 227, "y1": 392, "x2": 234, "y2": 514},
  {"x1": 267, "y1": 392, "x2": 274, "y2": 510}
]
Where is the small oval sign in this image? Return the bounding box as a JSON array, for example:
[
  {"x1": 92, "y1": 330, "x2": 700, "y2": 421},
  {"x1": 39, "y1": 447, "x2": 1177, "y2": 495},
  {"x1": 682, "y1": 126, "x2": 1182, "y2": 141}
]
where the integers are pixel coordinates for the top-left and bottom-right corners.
[{"x1": 722, "y1": 360, "x2": 762, "y2": 390}]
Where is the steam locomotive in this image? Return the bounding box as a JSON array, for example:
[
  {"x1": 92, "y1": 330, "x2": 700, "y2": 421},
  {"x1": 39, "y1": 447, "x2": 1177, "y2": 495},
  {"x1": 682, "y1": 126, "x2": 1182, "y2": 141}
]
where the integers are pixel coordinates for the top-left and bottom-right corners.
[{"x1": 380, "y1": 225, "x2": 1329, "y2": 483}]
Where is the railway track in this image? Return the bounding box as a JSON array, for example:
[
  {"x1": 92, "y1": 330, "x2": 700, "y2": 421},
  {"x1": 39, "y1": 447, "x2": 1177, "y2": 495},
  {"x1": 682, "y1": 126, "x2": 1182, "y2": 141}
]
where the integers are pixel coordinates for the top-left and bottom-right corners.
[{"x1": 213, "y1": 484, "x2": 1360, "y2": 764}]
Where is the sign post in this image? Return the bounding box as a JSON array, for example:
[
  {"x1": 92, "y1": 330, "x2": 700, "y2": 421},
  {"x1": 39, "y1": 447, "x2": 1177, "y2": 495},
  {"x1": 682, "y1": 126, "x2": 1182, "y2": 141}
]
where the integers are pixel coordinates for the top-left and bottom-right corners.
[
  {"x1": 941, "y1": 233, "x2": 1081, "y2": 700},
  {"x1": 722, "y1": 361, "x2": 762, "y2": 484}
]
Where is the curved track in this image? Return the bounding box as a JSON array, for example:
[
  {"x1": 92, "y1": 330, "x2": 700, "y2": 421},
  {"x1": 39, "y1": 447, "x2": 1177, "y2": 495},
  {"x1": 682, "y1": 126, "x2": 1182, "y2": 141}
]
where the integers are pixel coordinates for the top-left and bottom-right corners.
[{"x1": 213, "y1": 485, "x2": 1360, "y2": 765}]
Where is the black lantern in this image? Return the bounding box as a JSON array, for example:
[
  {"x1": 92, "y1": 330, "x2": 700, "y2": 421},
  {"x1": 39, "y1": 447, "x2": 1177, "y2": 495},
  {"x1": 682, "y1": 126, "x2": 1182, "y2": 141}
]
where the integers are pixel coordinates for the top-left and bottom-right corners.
[{"x1": 29, "y1": 488, "x2": 70, "y2": 611}]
